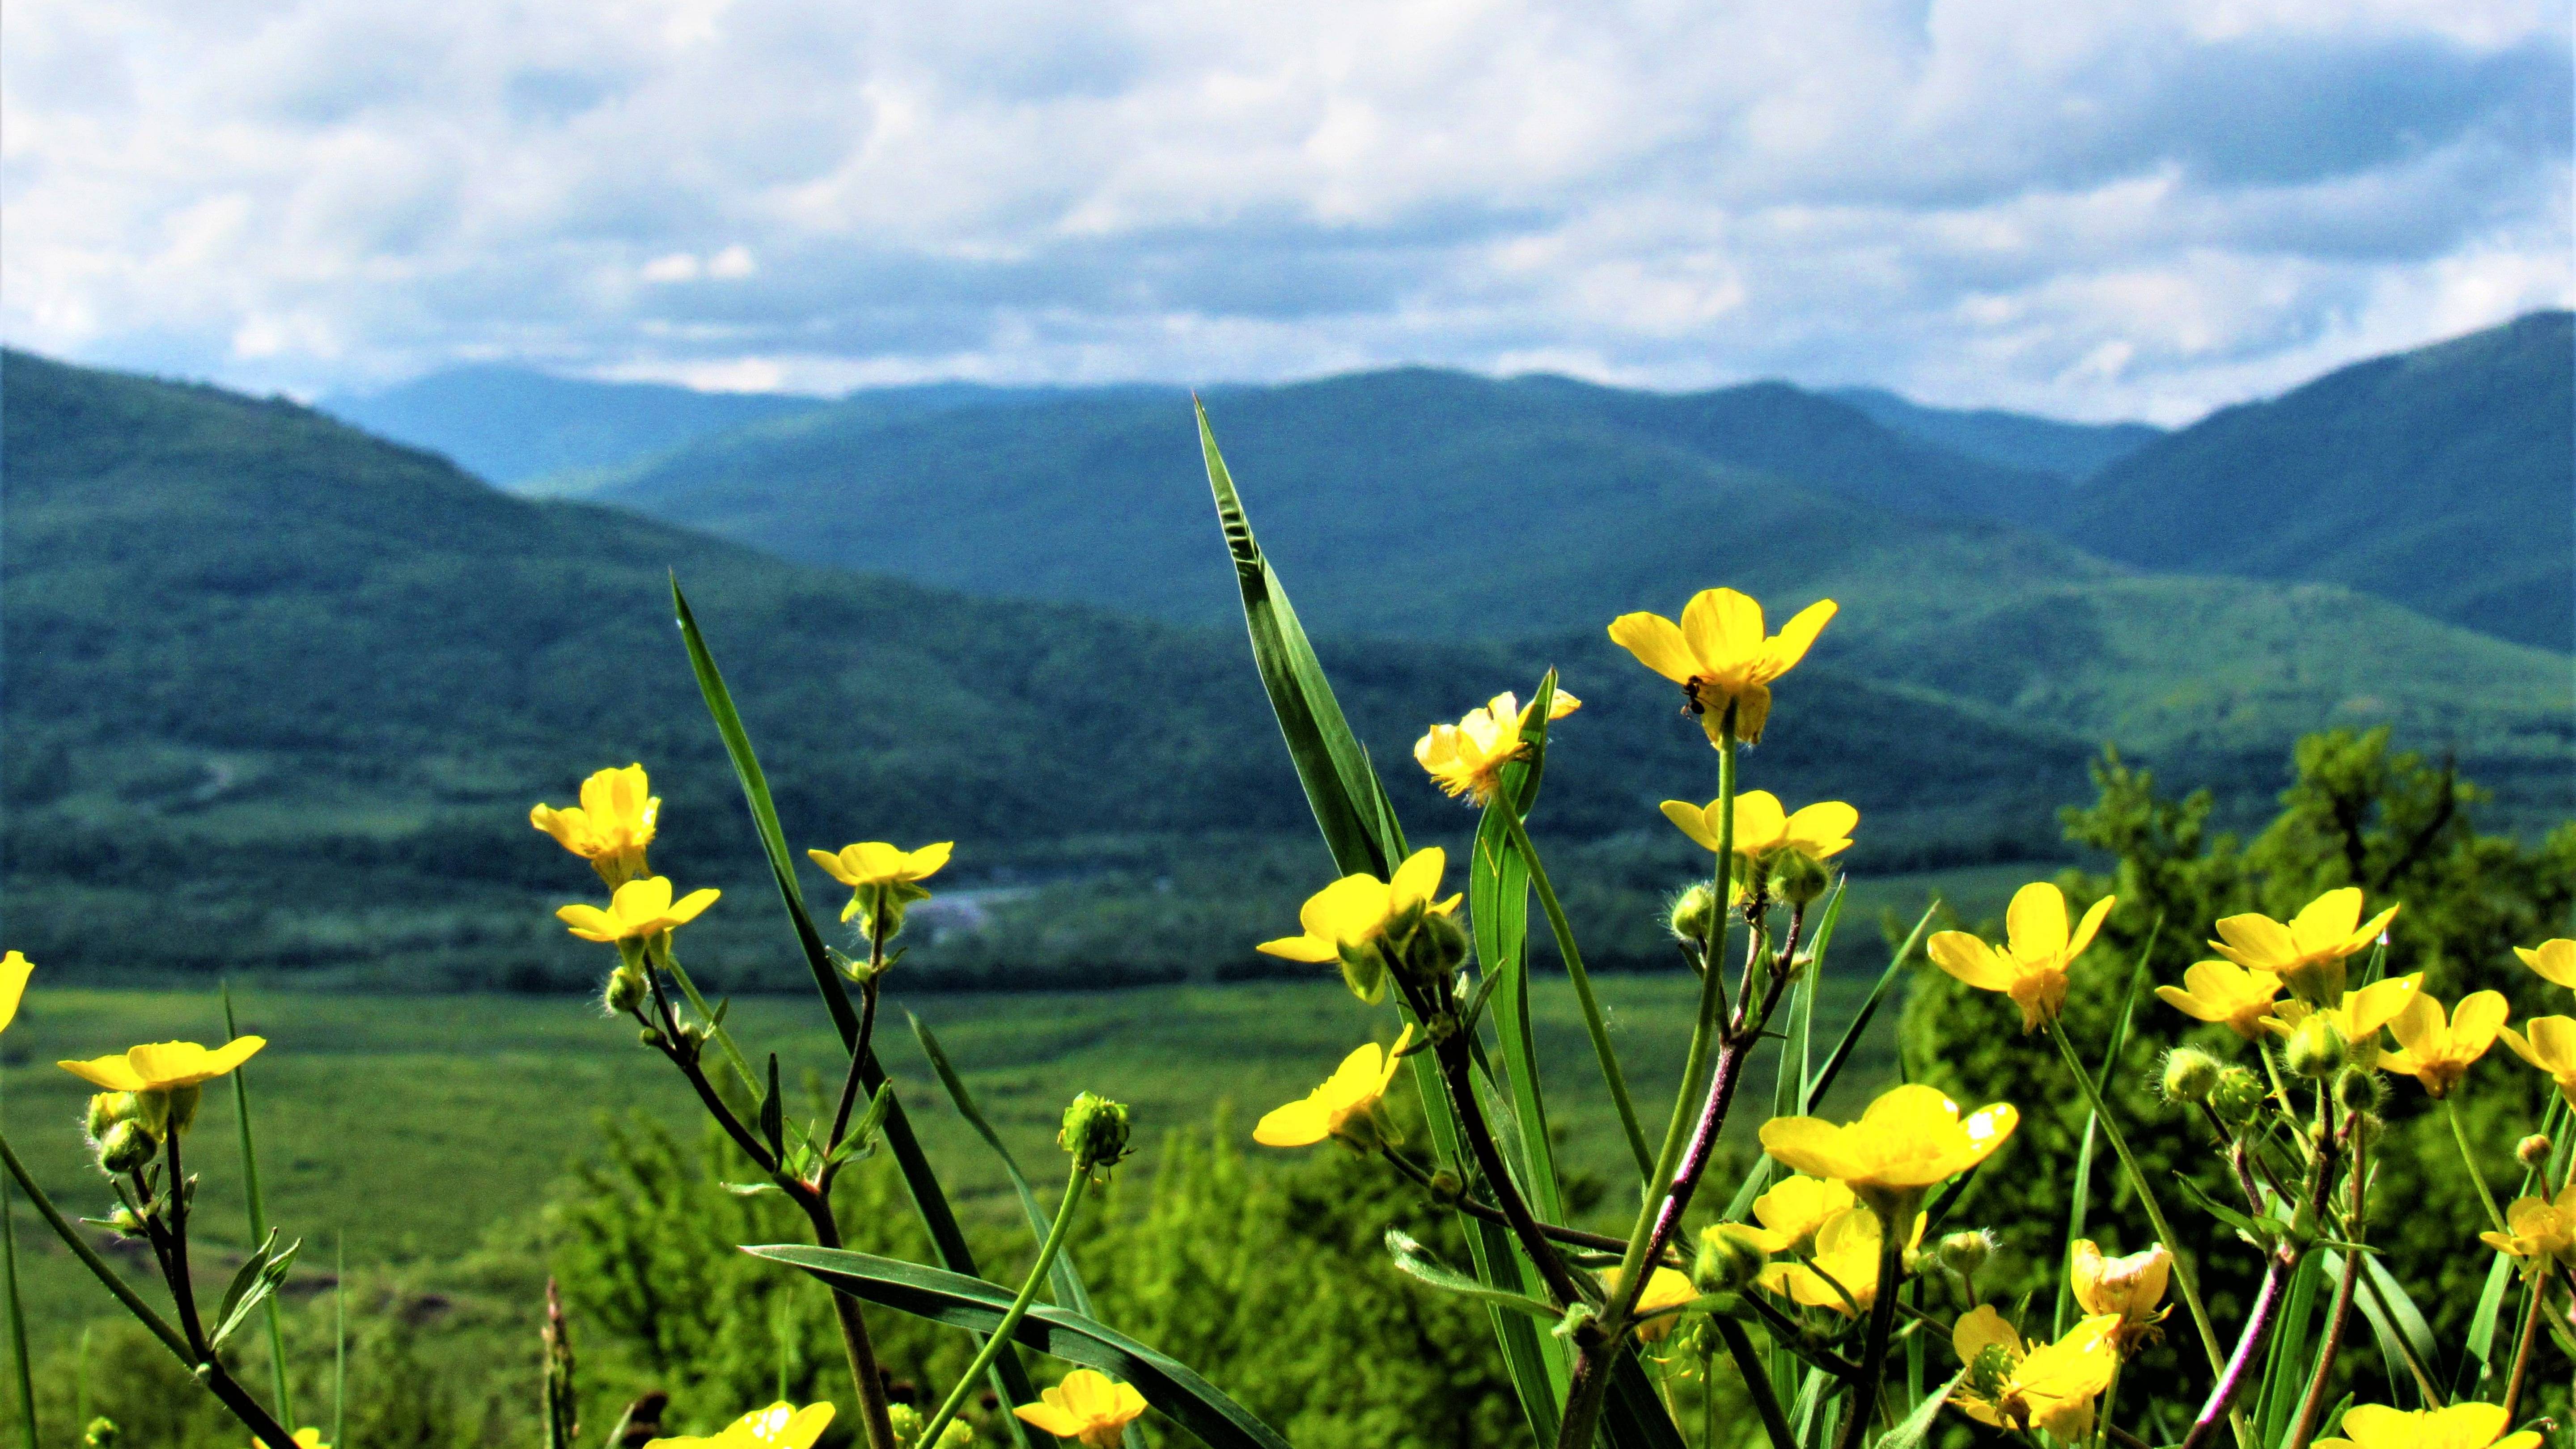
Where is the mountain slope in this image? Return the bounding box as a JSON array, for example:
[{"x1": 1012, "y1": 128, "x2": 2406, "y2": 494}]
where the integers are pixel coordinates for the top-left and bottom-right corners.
[
  {"x1": 1827, "y1": 387, "x2": 2164, "y2": 480},
  {"x1": 1, "y1": 350, "x2": 2094, "y2": 985},
  {"x1": 2067, "y1": 311, "x2": 2576, "y2": 652}
]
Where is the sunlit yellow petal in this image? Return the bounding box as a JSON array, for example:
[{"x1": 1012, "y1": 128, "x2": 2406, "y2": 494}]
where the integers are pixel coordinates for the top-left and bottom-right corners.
[{"x1": 1607, "y1": 613, "x2": 1696, "y2": 683}]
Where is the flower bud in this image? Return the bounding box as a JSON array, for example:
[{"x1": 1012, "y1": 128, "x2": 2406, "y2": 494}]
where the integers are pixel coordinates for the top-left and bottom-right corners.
[
  {"x1": 1667, "y1": 885, "x2": 1718, "y2": 947},
  {"x1": 638, "y1": 1026, "x2": 664, "y2": 1050},
  {"x1": 83, "y1": 1419, "x2": 120, "y2": 1449},
  {"x1": 1335, "y1": 940, "x2": 1389, "y2": 1004},
  {"x1": 1936, "y1": 1229, "x2": 1996, "y2": 1279},
  {"x1": 2283, "y1": 1013, "x2": 2347, "y2": 1079},
  {"x1": 1692, "y1": 1224, "x2": 1767, "y2": 1294},
  {"x1": 2160, "y1": 1048, "x2": 2223, "y2": 1104},
  {"x1": 1059, "y1": 1092, "x2": 1132, "y2": 1175},
  {"x1": 1427, "y1": 1169, "x2": 1464, "y2": 1206},
  {"x1": 96, "y1": 1120, "x2": 157, "y2": 1175},
  {"x1": 887, "y1": 1405, "x2": 974, "y2": 1449},
  {"x1": 2520, "y1": 1134, "x2": 2555, "y2": 1168},
  {"x1": 602, "y1": 966, "x2": 647, "y2": 1015},
  {"x1": 2208, "y1": 1066, "x2": 2266, "y2": 1127},
  {"x1": 106, "y1": 1206, "x2": 147, "y2": 1237},
  {"x1": 86, "y1": 1092, "x2": 140, "y2": 1141},
  {"x1": 2333, "y1": 1065, "x2": 2383, "y2": 1118},
  {"x1": 1415, "y1": 911, "x2": 1471, "y2": 977},
  {"x1": 1770, "y1": 851, "x2": 1832, "y2": 908}
]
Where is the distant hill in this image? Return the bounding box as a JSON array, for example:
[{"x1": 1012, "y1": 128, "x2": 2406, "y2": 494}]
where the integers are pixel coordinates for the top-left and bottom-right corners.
[
  {"x1": 1827, "y1": 387, "x2": 2164, "y2": 480},
  {"x1": 1, "y1": 350, "x2": 2104, "y2": 987},
  {"x1": 2067, "y1": 311, "x2": 2576, "y2": 652}
]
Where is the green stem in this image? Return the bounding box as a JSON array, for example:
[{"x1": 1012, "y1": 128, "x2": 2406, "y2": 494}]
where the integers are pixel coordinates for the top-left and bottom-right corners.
[
  {"x1": 2046, "y1": 1024, "x2": 2230, "y2": 1384},
  {"x1": 661, "y1": 946, "x2": 764, "y2": 1102},
  {"x1": 2445, "y1": 1097, "x2": 2512, "y2": 1236},
  {"x1": 1829, "y1": 1226, "x2": 1904, "y2": 1449},
  {"x1": 1, "y1": 1076, "x2": 34, "y2": 1449},
  {"x1": 2096, "y1": 1355, "x2": 2127, "y2": 1449},
  {"x1": 333, "y1": 1235, "x2": 347, "y2": 1449},
  {"x1": 224, "y1": 983, "x2": 295, "y2": 1428},
  {"x1": 917, "y1": 1162, "x2": 1088, "y2": 1449},
  {"x1": 1497, "y1": 804, "x2": 1653, "y2": 1180}
]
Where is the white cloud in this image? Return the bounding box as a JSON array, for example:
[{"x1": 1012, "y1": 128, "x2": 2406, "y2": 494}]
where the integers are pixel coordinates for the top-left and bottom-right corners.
[{"x1": 2, "y1": 0, "x2": 2565, "y2": 420}]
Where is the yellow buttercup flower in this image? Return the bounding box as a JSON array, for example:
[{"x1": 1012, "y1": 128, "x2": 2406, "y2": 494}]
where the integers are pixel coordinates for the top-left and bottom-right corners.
[
  {"x1": 530, "y1": 763, "x2": 660, "y2": 886},
  {"x1": 1726, "y1": 1174, "x2": 1857, "y2": 1254},
  {"x1": 1951, "y1": 1308, "x2": 2121, "y2": 1440},
  {"x1": 1253, "y1": 1026, "x2": 1414, "y2": 1149},
  {"x1": 644, "y1": 1402, "x2": 835, "y2": 1449},
  {"x1": 1414, "y1": 690, "x2": 1580, "y2": 805},
  {"x1": 556, "y1": 876, "x2": 720, "y2": 944},
  {"x1": 1756, "y1": 1207, "x2": 1924, "y2": 1317},
  {"x1": 2478, "y1": 1186, "x2": 2576, "y2": 1267},
  {"x1": 1013, "y1": 1369, "x2": 1148, "y2": 1448},
  {"x1": 1607, "y1": 588, "x2": 1836, "y2": 745},
  {"x1": 2070, "y1": 1240, "x2": 2171, "y2": 1352},
  {"x1": 1604, "y1": 1265, "x2": 1701, "y2": 1341},
  {"x1": 2153, "y1": 960, "x2": 2284, "y2": 1039},
  {"x1": 2381, "y1": 990, "x2": 2509, "y2": 1098},
  {"x1": 807, "y1": 840, "x2": 952, "y2": 928},
  {"x1": 2263, "y1": 974, "x2": 2425, "y2": 1068},
  {"x1": 2497, "y1": 1016, "x2": 2576, "y2": 1105},
  {"x1": 0, "y1": 950, "x2": 29, "y2": 1035},
  {"x1": 2208, "y1": 886, "x2": 2400, "y2": 1006},
  {"x1": 1256, "y1": 847, "x2": 1461, "y2": 1001},
  {"x1": 1758, "y1": 1084, "x2": 2018, "y2": 1219},
  {"x1": 2315, "y1": 1402, "x2": 2541, "y2": 1449},
  {"x1": 61, "y1": 1038, "x2": 267, "y2": 1093},
  {"x1": 1927, "y1": 882, "x2": 2115, "y2": 1033},
  {"x1": 2517, "y1": 939, "x2": 2576, "y2": 990},
  {"x1": 1659, "y1": 791, "x2": 1856, "y2": 863}
]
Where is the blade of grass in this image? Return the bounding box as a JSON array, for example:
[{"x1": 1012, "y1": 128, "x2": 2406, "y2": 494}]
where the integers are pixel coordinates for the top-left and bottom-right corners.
[
  {"x1": 2049, "y1": 921, "x2": 2157, "y2": 1338},
  {"x1": 1801, "y1": 900, "x2": 1932, "y2": 1114},
  {"x1": 223, "y1": 982, "x2": 295, "y2": 1427},
  {"x1": 333, "y1": 1234, "x2": 347, "y2": 1449},
  {"x1": 672, "y1": 577, "x2": 1046, "y2": 1444},
  {"x1": 1474, "y1": 670, "x2": 1568, "y2": 1228},
  {"x1": 1, "y1": 1076, "x2": 33, "y2": 1449},
  {"x1": 2256, "y1": 1252, "x2": 2324, "y2": 1441}
]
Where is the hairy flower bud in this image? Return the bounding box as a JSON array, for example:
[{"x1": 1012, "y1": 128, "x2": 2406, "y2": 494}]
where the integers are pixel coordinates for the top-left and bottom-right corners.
[
  {"x1": 1667, "y1": 884, "x2": 1718, "y2": 948},
  {"x1": 95, "y1": 1120, "x2": 157, "y2": 1175},
  {"x1": 1937, "y1": 1229, "x2": 1996, "y2": 1280},
  {"x1": 1770, "y1": 850, "x2": 1832, "y2": 908},
  {"x1": 86, "y1": 1092, "x2": 138, "y2": 1141},
  {"x1": 1692, "y1": 1224, "x2": 1767, "y2": 1294},
  {"x1": 1060, "y1": 1092, "x2": 1132, "y2": 1176},
  {"x1": 2283, "y1": 1014, "x2": 2347, "y2": 1079},
  {"x1": 2160, "y1": 1048, "x2": 2223, "y2": 1104},
  {"x1": 1415, "y1": 910, "x2": 1471, "y2": 978},
  {"x1": 2334, "y1": 1065, "x2": 2384, "y2": 1118},
  {"x1": 2208, "y1": 1065, "x2": 2266, "y2": 1127},
  {"x1": 2520, "y1": 1134, "x2": 2555, "y2": 1168},
  {"x1": 602, "y1": 966, "x2": 647, "y2": 1016},
  {"x1": 887, "y1": 1405, "x2": 974, "y2": 1449}
]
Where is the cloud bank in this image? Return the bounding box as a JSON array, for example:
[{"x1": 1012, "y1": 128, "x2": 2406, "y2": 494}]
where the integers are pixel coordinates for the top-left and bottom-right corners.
[{"x1": 4, "y1": 0, "x2": 2567, "y2": 419}]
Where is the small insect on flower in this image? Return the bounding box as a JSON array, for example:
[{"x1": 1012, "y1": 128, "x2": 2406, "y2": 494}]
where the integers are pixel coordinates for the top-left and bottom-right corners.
[
  {"x1": 2380, "y1": 990, "x2": 2510, "y2": 1099},
  {"x1": 1758, "y1": 1083, "x2": 2018, "y2": 1221},
  {"x1": 1414, "y1": 689, "x2": 1580, "y2": 805},
  {"x1": 531, "y1": 763, "x2": 660, "y2": 886},
  {"x1": 2313, "y1": 1402, "x2": 2543, "y2": 1449},
  {"x1": 643, "y1": 1402, "x2": 835, "y2": 1449},
  {"x1": 1012, "y1": 1370, "x2": 1149, "y2": 1448},
  {"x1": 556, "y1": 876, "x2": 721, "y2": 945},
  {"x1": 2153, "y1": 960, "x2": 2285, "y2": 1039},
  {"x1": 2207, "y1": 886, "x2": 2401, "y2": 1007},
  {"x1": 0, "y1": 949, "x2": 30, "y2": 1035},
  {"x1": 1927, "y1": 882, "x2": 2115, "y2": 1033},
  {"x1": 2515, "y1": 938, "x2": 2576, "y2": 990},
  {"x1": 2477, "y1": 1186, "x2": 2576, "y2": 1267},
  {"x1": 1254, "y1": 1026, "x2": 1414, "y2": 1152},
  {"x1": 1606, "y1": 587, "x2": 1836, "y2": 745},
  {"x1": 1949, "y1": 1308, "x2": 2121, "y2": 1440}
]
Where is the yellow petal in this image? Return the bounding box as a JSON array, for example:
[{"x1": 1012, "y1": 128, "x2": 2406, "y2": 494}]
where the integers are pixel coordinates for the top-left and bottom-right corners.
[
  {"x1": 0, "y1": 952, "x2": 30, "y2": 1035},
  {"x1": 2289, "y1": 887, "x2": 2365, "y2": 952},
  {"x1": 1253, "y1": 1098, "x2": 1333, "y2": 1147},
  {"x1": 904, "y1": 842, "x2": 955, "y2": 880},
  {"x1": 2518, "y1": 940, "x2": 2576, "y2": 988},
  {"x1": 1660, "y1": 800, "x2": 1722, "y2": 852},
  {"x1": 664, "y1": 888, "x2": 722, "y2": 927},
  {"x1": 2067, "y1": 894, "x2": 2115, "y2": 964},
  {"x1": 1783, "y1": 801, "x2": 1858, "y2": 853},
  {"x1": 59, "y1": 1054, "x2": 149, "y2": 1091},
  {"x1": 1012, "y1": 1403, "x2": 1089, "y2": 1437},
  {"x1": 1390, "y1": 847, "x2": 1447, "y2": 910},
  {"x1": 1950, "y1": 1304, "x2": 2023, "y2": 1364},
  {"x1": 2005, "y1": 882, "x2": 2069, "y2": 963},
  {"x1": 1757, "y1": 1117, "x2": 1856, "y2": 1181},
  {"x1": 807, "y1": 848, "x2": 856, "y2": 884},
  {"x1": 1607, "y1": 612, "x2": 1696, "y2": 683},
  {"x1": 1682, "y1": 588, "x2": 1765, "y2": 669},
  {"x1": 1928, "y1": 932, "x2": 2016, "y2": 991},
  {"x1": 558, "y1": 904, "x2": 620, "y2": 941},
  {"x1": 1730, "y1": 791, "x2": 1788, "y2": 853},
  {"x1": 1255, "y1": 934, "x2": 1337, "y2": 963},
  {"x1": 1765, "y1": 599, "x2": 1837, "y2": 674},
  {"x1": 2212, "y1": 913, "x2": 2296, "y2": 970}
]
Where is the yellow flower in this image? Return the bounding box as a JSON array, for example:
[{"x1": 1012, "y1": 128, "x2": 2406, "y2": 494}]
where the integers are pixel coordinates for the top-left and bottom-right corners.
[
  {"x1": 1756, "y1": 1207, "x2": 1924, "y2": 1317},
  {"x1": 1013, "y1": 1370, "x2": 1148, "y2": 1448},
  {"x1": 1758, "y1": 1084, "x2": 2018, "y2": 1219},
  {"x1": 644, "y1": 1402, "x2": 835, "y2": 1449},
  {"x1": 2381, "y1": 990, "x2": 2509, "y2": 1098},
  {"x1": 2316, "y1": 1402, "x2": 2542, "y2": 1449},
  {"x1": 530, "y1": 764, "x2": 659, "y2": 886},
  {"x1": 2208, "y1": 887, "x2": 2400, "y2": 1005},
  {"x1": 0, "y1": 951, "x2": 29, "y2": 1035},
  {"x1": 1927, "y1": 882, "x2": 2115, "y2": 1033},
  {"x1": 556, "y1": 876, "x2": 720, "y2": 944},
  {"x1": 1607, "y1": 588, "x2": 1836, "y2": 745},
  {"x1": 2263, "y1": 974, "x2": 2426, "y2": 1068},
  {"x1": 1253, "y1": 1027, "x2": 1413, "y2": 1149},
  {"x1": 806, "y1": 840, "x2": 953, "y2": 926},
  {"x1": 253, "y1": 1432, "x2": 329, "y2": 1449},
  {"x1": 1604, "y1": 1265, "x2": 1702, "y2": 1341},
  {"x1": 1414, "y1": 690, "x2": 1581, "y2": 805},
  {"x1": 1256, "y1": 848, "x2": 1461, "y2": 1001},
  {"x1": 61, "y1": 1038, "x2": 267, "y2": 1093},
  {"x1": 2478, "y1": 1186, "x2": 2576, "y2": 1267},
  {"x1": 1726, "y1": 1174, "x2": 1857, "y2": 1254},
  {"x1": 2517, "y1": 939, "x2": 2576, "y2": 990},
  {"x1": 1950, "y1": 1308, "x2": 2122, "y2": 1440},
  {"x1": 2153, "y1": 960, "x2": 2284, "y2": 1039},
  {"x1": 2498, "y1": 1016, "x2": 2576, "y2": 1105},
  {"x1": 1659, "y1": 791, "x2": 1856, "y2": 863},
  {"x1": 2070, "y1": 1240, "x2": 2171, "y2": 1351}
]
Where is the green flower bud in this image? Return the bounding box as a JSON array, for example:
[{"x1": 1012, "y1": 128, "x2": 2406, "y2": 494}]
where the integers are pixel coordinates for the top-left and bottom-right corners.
[
  {"x1": 602, "y1": 966, "x2": 647, "y2": 1015},
  {"x1": 1059, "y1": 1092, "x2": 1132, "y2": 1176},
  {"x1": 2284, "y1": 1014, "x2": 2347, "y2": 1079},
  {"x1": 1770, "y1": 851, "x2": 1832, "y2": 908},
  {"x1": 1936, "y1": 1229, "x2": 1995, "y2": 1279},
  {"x1": 86, "y1": 1092, "x2": 138, "y2": 1141},
  {"x1": 106, "y1": 1206, "x2": 147, "y2": 1237},
  {"x1": 96, "y1": 1120, "x2": 157, "y2": 1175},
  {"x1": 1426, "y1": 1169, "x2": 1464, "y2": 1207},
  {"x1": 1335, "y1": 941, "x2": 1389, "y2": 1004},
  {"x1": 2208, "y1": 1065, "x2": 2266, "y2": 1127},
  {"x1": 144, "y1": 1085, "x2": 203, "y2": 1138},
  {"x1": 1692, "y1": 1224, "x2": 1766, "y2": 1294},
  {"x1": 2161, "y1": 1047, "x2": 2223, "y2": 1104},
  {"x1": 1667, "y1": 884, "x2": 1718, "y2": 947},
  {"x1": 83, "y1": 1418, "x2": 120, "y2": 1449},
  {"x1": 1412, "y1": 911, "x2": 1471, "y2": 980},
  {"x1": 2519, "y1": 1134, "x2": 2554, "y2": 1168},
  {"x1": 638, "y1": 1026, "x2": 664, "y2": 1050},
  {"x1": 2334, "y1": 1065, "x2": 2384, "y2": 1117}
]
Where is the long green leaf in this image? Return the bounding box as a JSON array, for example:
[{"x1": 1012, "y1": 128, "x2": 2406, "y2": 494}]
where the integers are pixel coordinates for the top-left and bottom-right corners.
[
  {"x1": 223, "y1": 983, "x2": 294, "y2": 1425},
  {"x1": 751, "y1": 1245, "x2": 1296, "y2": 1449},
  {"x1": 671, "y1": 578, "x2": 1045, "y2": 1442},
  {"x1": 2256, "y1": 1253, "x2": 2324, "y2": 1442},
  {"x1": 910, "y1": 1014, "x2": 1102, "y2": 1320},
  {"x1": 1798, "y1": 896, "x2": 1929, "y2": 1116},
  {"x1": 1385, "y1": 1230, "x2": 1561, "y2": 1320},
  {"x1": 1474, "y1": 671, "x2": 1566, "y2": 1229},
  {"x1": 2050, "y1": 923, "x2": 2157, "y2": 1338}
]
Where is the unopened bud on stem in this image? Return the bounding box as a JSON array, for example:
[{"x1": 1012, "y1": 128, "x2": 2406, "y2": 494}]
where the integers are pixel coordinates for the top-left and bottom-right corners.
[
  {"x1": 2160, "y1": 1048, "x2": 2222, "y2": 1104},
  {"x1": 1060, "y1": 1092, "x2": 1132, "y2": 1177},
  {"x1": 2519, "y1": 1134, "x2": 2554, "y2": 1168},
  {"x1": 2283, "y1": 1014, "x2": 2347, "y2": 1079}
]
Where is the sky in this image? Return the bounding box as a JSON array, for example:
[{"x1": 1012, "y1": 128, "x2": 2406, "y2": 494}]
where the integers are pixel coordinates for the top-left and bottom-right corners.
[{"x1": 2, "y1": 0, "x2": 2568, "y2": 423}]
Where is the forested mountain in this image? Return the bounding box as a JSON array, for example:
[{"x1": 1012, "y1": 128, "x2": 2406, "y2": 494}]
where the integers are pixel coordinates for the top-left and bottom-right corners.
[{"x1": 1826, "y1": 387, "x2": 2163, "y2": 479}]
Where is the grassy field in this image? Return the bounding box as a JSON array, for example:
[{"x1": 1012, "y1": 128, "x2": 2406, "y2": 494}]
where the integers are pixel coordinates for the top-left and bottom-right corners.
[{"x1": 4, "y1": 959, "x2": 1916, "y2": 1373}]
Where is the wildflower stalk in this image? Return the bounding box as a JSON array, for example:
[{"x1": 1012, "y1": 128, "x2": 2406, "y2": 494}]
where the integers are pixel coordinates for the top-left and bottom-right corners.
[
  {"x1": 1496, "y1": 804, "x2": 1652, "y2": 1178},
  {"x1": 0, "y1": 1077, "x2": 32, "y2": 1449},
  {"x1": 915, "y1": 1161, "x2": 1089, "y2": 1449},
  {"x1": 1831, "y1": 1225, "x2": 1907, "y2": 1449},
  {"x1": 1421, "y1": 1010, "x2": 1589, "y2": 1310},
  {"x1": 2285, "y1": 1114, "x2": 2365, "y2": 1449},
  {"x1": 1377, "y1": 1148, "x2": 1633, "y2": 1254},
  {"x1": 223, "y1": 983, "x2": 294, "y2": 1428},
  {"x1": 2500, "y1": 1262, "x2": 2553, "y2": 1419},
  {"x1": 2094, "y1": 1356, "x2": 2127, "y2": 1449},
  {"x1": 1712, "y1": 1315, "x2": 1798, "y2": 1449},
  {"x1": 2178, "y1": 1259, "x2": 2287, "y2": 1449},
  {"x1": 2444, "y1": 1097, "x2": 2511, "y2": 1235}
]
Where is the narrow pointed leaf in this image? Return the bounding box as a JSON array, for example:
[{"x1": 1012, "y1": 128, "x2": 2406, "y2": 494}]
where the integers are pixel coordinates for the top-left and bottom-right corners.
[
  {"x1": 1384, "y1": 1230, "x2": 1560, "y2": 1320},
  {"x1": 912, "y1": 1015, "x2": 1101, "y2": 1318}
]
